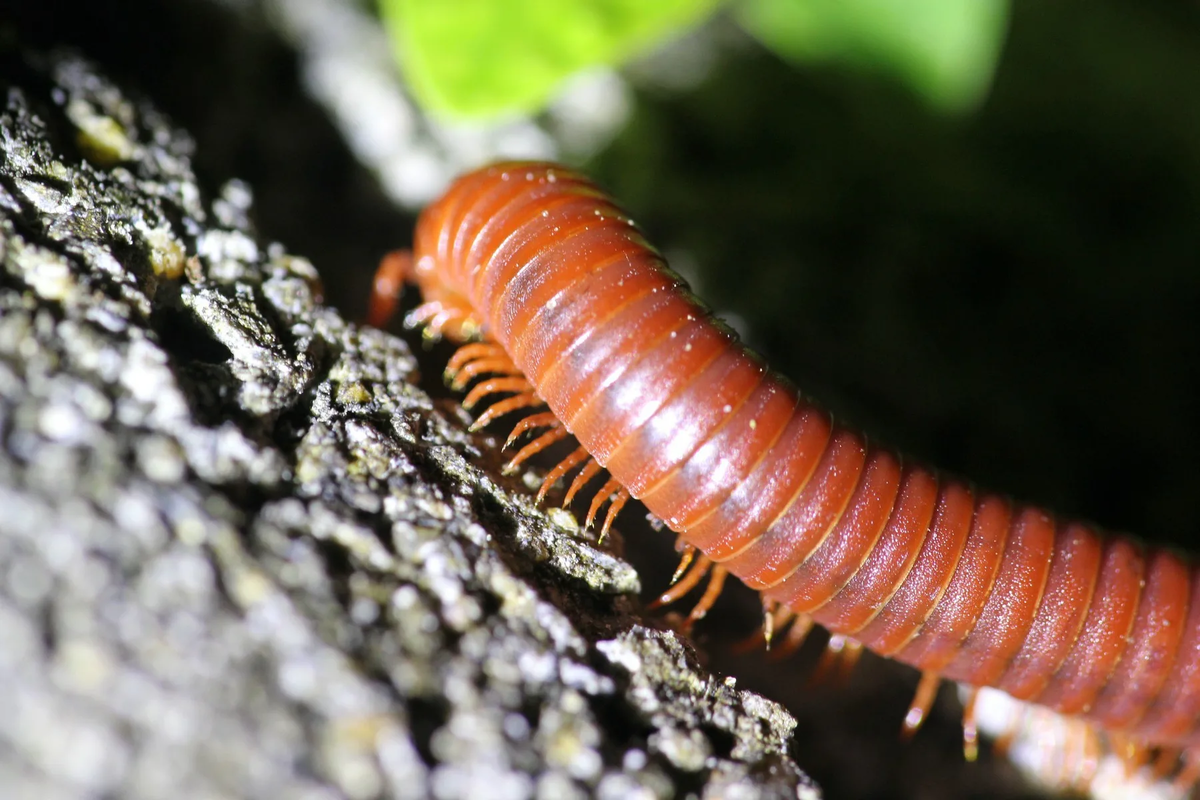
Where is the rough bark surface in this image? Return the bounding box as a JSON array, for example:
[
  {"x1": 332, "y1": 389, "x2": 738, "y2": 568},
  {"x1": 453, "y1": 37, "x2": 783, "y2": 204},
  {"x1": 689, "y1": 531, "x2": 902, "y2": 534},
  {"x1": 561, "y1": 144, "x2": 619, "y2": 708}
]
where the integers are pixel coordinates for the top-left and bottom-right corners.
[{"x1": 0, "y1": 48, "x2": 817, "y2": 800}]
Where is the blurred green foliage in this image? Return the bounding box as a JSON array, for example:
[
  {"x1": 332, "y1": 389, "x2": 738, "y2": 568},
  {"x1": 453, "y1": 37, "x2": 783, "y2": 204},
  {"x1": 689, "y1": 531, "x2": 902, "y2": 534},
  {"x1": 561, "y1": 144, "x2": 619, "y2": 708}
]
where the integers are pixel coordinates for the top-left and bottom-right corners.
[
  {"x1": 380, "y1": 0, "x2": 1010, "y2": 118},
  {"x1": 737, "y1": 0, "x2": 1009, "y2": 111},
  {"x1": 380, "y1": 0, "x2": 723, "y2": 117}
]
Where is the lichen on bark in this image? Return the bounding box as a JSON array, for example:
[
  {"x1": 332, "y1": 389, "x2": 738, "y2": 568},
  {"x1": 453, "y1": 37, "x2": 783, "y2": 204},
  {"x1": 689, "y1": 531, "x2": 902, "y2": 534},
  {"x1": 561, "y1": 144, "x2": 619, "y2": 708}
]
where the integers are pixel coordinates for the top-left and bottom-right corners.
[{"x1": 0, "y1": 48, "x2": 815, "y2": 800}]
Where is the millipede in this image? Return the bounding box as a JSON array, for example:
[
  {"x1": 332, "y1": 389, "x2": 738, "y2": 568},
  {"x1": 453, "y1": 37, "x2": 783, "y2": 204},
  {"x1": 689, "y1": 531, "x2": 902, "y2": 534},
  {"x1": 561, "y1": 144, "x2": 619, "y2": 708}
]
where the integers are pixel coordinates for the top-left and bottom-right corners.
[{"x1": 367, "y1": 161, "x2": 1200, "y2": 796}]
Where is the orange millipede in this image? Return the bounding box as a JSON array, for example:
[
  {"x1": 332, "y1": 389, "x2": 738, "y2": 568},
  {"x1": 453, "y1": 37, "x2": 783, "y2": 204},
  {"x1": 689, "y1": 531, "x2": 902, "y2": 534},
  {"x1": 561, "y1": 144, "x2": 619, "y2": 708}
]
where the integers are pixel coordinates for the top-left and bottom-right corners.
[{"x1": 368, "y1": 161, "x2": 1200, "y2": 793}]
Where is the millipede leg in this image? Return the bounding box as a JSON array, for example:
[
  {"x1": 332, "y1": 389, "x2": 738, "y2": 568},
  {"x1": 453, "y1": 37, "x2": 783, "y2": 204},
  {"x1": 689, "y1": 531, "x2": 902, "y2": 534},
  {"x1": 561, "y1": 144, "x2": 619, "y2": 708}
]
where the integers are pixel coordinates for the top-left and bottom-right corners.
[
  {"x1": 1127, "y1": 745, "x2": 1151, "y2": 777},
  {"x1": 1173, "y1": 750, "x2": 1200, "y2": 793},
  {"x1": 1052, "y1": 727, "x2": 1072, "y2": 788},
  {"x1": 1081, "y1": 728, "x2": 1103, "y2": 788},
  {"x1": 761, "y1": 598, "x2": 779, "y2": 650},
  {"x1": 367, "y1": 249, "x2": 413, "y2": 329},
  {"x1": 902, "y1": 670, "x2": 942, "y2": 738},
  {"x1": 598, "y1": 487, "x2": 631, "y2": 544},
  {"x1": 585, "y1": 478, "x2": 622, "y2": 529},
  {"x1": 809, "y1": 635, "x2": 862, "y2": 686},
  {"x1": 991, "y1": 726, "x2": 1016, "y2": 759},
  {"x1": 1110, "y1": 734, "x2": 1151, "y2": 777},
  {"x1": 562, "y1": 458, "x2": 602, "y2": 506},
  {"x1": 810, "y1": 637, "x2": 840, "y2": 685},
  {"x1": 961, "y1": 688, "x2": 980, "y2": 762},
  {"x1": 683, "y1": 564, "x2": 727, "y2": 630},
  {"x1": 1151, "y1": 747, "x2": 1181, "y2": 781},
  {"x1": 834, "y1": 638, "x2": 863, "y2": 683},
  {"x1": 649, "y1": 554, "x2": 712, "y2": 609},
  {"x1": 733, "y1": 600, "x2": 794, "y2": 654},
  {"x1": 463, "y1": 377, "x2": 533, "y2": 409},
  {"x1": 447, "y1": 342, "x2": 506, "y2": 377},
  {"x1": 503, "y1": 425, "x2": 568, "y2": 474},
  {"x1": 450, "y1": 356, "x2": 524, "y2": 390},
  {"x1": 770, "y1": 612, "x2": 815, "y2": 662},
  {"x1": 505, "y1": 412, "x2": 562, "y2": 449},
  {"x1": 537, "y1": 447, "x2": 589, "y2": 504},
  {"x1": 470, "y1": 391, "x2": 542, "y2": 430},
  {"x1": 408, "y1": 300, "x2": 447, "y2": 328},
  {"x1": 671, "y1": 544, "x2": 698, "y2": 585},
  {"x1": 422, "y1": 306, "x2": 471, "y2": 339},
  {"x1": 1062, "y1": 722, "x2": 1102, "y2": 791}
]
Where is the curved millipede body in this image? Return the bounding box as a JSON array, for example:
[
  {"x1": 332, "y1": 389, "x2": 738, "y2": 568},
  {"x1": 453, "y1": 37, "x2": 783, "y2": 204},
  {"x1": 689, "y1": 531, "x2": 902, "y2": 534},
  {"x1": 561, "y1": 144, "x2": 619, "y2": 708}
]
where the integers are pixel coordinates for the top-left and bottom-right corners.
[{"x1": 372, "y1": 161, "x2": 1200, "y2": 785}]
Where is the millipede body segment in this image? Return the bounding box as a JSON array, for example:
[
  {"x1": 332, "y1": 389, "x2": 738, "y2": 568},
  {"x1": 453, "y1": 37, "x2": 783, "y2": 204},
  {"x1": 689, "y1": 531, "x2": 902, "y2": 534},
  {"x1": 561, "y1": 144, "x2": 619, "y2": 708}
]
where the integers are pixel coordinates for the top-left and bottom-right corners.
[{"x1": 374, "y1": 162, "x2": 1200, "y2": 772}]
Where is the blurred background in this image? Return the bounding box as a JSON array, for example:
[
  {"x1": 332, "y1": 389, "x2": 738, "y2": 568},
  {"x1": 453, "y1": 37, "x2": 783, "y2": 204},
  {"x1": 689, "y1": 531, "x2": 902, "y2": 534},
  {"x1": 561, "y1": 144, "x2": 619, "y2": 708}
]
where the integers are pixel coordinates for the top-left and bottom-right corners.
[{"x1": 8, "y1": 0, "x2": 1200, "y2": 796}]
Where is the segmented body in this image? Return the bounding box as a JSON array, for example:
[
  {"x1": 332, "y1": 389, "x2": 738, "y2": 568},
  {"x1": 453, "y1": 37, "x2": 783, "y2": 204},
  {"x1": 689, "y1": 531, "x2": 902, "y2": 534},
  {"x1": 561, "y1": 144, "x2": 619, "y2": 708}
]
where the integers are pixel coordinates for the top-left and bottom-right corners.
[{"x1": 381, "y1": 161, "x2": 1200, "y2": 769}]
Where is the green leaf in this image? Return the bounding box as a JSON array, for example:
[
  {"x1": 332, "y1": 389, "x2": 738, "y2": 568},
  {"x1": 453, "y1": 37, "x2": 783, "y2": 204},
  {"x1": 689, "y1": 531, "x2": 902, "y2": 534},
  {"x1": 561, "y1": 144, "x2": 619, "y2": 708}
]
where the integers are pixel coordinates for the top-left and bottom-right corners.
[
  {"x1": 382, "y1": 0, "x2": 725, "y2": 118},
  {"x1": 737, "y1": 0, "x2": 1009, "y2": 112}
]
